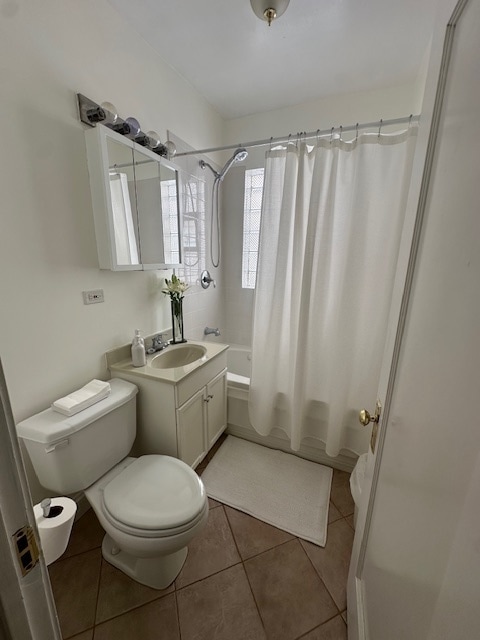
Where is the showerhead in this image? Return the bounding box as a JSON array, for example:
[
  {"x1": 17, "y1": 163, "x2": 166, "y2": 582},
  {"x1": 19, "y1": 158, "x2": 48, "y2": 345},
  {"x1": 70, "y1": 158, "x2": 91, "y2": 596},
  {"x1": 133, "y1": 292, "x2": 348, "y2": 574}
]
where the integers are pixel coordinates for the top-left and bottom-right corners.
[
  {"x1": 200, "y1": 147, "x2": 248, "y2": 181},
  {"x1": 219, "y1": 148, "x2": 248, "y2": 180},
  {"x1": 234, "y1": 148, "x2": 248, "y2": 162}
]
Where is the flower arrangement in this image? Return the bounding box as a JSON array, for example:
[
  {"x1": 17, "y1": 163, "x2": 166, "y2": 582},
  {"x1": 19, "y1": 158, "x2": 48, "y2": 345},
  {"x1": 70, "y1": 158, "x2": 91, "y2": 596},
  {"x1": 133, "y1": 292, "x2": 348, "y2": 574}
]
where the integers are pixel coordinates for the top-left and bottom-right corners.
[
  {"x1": 162, "y1": 274, "x2": 189, "y2": 301},
  {"x1": 163, "y1": 274, "x2": 188, "y2": 343}
]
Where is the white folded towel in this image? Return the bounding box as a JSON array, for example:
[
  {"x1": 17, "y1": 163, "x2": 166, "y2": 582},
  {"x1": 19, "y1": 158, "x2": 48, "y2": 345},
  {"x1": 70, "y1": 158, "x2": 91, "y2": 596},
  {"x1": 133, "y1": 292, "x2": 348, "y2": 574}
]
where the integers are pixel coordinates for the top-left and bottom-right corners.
[{"x1": 52, "y1": 380, "x2": 111, "y2": 416}]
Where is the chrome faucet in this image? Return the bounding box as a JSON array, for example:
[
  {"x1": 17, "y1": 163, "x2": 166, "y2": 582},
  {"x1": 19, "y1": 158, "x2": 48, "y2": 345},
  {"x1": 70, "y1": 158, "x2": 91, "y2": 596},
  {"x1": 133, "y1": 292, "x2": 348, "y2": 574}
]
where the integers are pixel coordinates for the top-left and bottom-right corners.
[
  {"x1": 204, "y1": 327, "x2": 220, "y2": 337},
  {"x1": 147, "y1": 333, "x2": 169, "y2": 354}
]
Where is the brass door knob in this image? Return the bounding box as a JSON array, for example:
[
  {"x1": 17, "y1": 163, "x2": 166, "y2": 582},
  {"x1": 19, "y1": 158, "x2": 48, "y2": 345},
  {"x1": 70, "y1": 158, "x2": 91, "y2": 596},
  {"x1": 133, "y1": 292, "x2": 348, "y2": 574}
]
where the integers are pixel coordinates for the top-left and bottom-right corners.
[
  {"x1": 359, "y1": 401, "x2": 381, "y2": 427},
  {"x1": 359, "y1": 401, "x2": 382, "y2": 453}
]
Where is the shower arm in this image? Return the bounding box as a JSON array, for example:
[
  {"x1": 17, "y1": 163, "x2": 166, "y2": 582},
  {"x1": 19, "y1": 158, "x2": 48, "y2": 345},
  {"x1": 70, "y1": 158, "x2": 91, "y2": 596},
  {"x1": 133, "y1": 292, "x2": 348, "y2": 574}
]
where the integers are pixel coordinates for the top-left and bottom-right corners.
[{"x1": 199, "y1": 159, "x2": 220, "y2": 180}]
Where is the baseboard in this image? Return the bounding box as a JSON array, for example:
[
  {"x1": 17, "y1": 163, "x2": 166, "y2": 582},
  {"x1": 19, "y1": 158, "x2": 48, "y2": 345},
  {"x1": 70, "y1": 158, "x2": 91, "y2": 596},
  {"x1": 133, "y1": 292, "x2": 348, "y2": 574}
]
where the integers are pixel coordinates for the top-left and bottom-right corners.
[{"x1": 226, "y1": 424, "x2": 357, "y2": 472}]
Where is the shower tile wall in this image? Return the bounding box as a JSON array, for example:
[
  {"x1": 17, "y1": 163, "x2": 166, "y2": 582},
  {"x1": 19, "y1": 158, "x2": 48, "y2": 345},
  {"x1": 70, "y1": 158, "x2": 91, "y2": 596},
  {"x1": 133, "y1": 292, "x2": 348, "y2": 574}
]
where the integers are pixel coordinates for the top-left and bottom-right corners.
[
  {"x1": 222, "y1": 166, "x2": 254, "y2": 347},
  {"x1": 168, "y1": 133, "x2": 226, "y2": 342}
]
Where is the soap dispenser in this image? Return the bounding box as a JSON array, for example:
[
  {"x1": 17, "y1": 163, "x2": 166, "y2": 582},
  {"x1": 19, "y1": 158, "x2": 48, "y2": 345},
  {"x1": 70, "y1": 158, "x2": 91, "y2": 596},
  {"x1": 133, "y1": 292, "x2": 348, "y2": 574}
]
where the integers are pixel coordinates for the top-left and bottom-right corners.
[{"x1": 131, "y1": 330, "x2": 146, "y2": 367}]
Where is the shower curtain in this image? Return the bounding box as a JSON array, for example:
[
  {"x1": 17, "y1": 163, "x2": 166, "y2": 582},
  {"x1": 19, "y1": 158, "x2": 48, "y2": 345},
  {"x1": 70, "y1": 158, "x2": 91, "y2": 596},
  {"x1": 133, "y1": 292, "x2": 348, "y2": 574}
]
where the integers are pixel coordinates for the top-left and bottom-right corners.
[{"x1": 248, "y1": 127, "x2": 417, "y2": 457}]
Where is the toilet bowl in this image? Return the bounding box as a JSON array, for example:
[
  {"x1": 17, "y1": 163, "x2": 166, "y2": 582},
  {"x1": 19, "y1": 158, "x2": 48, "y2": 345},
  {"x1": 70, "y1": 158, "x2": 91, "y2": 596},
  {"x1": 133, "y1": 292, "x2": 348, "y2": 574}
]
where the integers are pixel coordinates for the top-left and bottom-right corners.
[
  {"x1": 17, "y1": 378, "x2": 208, "y2": 589},
  {"x1": 350, "y1": 453, "x2": 368, "y2": 528},
  {"x1": 85, "y1": 455, "x2": 208, "y2": 588}
]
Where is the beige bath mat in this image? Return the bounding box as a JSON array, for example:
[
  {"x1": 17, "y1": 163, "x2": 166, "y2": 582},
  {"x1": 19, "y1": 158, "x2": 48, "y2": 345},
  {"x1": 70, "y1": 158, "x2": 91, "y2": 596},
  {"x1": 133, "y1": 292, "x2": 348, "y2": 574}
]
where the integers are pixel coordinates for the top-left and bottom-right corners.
[{"x1": 201, "y1": 436, "x2": 332, "y2": 546}]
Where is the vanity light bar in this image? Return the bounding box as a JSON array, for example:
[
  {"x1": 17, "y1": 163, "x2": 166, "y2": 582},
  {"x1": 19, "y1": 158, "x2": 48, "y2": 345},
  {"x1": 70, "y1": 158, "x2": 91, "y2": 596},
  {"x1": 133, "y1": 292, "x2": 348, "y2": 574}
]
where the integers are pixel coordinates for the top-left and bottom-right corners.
[{"x1": 77, "y1": 93, "x2": 168, "y2": 157}]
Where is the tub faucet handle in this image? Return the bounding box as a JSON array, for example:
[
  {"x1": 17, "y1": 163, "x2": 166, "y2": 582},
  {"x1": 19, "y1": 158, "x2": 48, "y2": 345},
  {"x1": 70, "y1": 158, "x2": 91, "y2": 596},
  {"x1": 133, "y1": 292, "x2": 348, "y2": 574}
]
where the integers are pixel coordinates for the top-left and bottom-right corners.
[{"x1": 200, "y1": 270, "x2": 216, "y2": 289}]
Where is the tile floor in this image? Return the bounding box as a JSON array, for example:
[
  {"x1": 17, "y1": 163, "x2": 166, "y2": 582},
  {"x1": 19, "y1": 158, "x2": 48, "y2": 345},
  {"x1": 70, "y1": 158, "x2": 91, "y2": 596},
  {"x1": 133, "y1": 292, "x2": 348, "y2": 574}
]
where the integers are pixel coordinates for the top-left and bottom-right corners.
[{"x1": 49, "y1": 439, "x2": 355, "y2": 640}]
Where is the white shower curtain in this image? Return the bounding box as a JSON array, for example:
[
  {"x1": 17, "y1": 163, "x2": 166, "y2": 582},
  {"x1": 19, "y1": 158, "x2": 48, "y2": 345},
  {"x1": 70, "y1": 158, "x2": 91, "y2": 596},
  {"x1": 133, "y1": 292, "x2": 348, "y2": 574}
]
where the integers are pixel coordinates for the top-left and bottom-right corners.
[{"x1": 249, "y1": 127, "x2": 417, "y2": 457}]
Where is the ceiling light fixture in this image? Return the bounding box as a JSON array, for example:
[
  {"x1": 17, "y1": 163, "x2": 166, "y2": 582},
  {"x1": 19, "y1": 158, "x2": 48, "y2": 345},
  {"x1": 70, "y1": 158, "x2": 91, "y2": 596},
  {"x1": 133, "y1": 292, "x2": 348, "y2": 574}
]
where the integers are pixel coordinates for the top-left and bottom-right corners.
[{"x1": 250, "y1": 0, "x2": 290, "y2": 26}]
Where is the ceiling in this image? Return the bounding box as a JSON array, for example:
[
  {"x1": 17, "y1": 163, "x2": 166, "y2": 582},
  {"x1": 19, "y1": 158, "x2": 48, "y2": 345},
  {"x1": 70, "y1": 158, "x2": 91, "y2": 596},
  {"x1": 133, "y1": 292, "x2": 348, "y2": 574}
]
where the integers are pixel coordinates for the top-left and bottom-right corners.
[{"x1": 107, "y1": 0, "x2": 439, "y2": 120}]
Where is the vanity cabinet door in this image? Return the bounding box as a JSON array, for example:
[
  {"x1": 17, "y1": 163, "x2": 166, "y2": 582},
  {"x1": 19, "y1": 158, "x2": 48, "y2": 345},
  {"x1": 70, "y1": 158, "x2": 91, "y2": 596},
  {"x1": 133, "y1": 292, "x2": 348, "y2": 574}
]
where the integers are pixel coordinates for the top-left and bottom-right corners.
[
  {"x1": 205, "y1": 369, "x2": 227, "y2": 450},
  {"x1": 176, "y1": 387, "x2": 207, "y2": 468}
]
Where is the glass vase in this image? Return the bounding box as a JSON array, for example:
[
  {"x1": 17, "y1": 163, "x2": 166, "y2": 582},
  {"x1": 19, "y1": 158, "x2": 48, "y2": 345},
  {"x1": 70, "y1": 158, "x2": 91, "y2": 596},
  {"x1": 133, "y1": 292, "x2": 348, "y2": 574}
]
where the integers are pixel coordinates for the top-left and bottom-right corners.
[{"x1": 170, "y1": 297, "x2": 186, "y2": 344}]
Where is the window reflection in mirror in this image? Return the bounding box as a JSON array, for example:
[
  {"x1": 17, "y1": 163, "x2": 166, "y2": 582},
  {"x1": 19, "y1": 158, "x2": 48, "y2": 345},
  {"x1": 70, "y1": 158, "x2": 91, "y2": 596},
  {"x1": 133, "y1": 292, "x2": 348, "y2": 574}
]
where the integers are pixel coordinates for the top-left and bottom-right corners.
[
  {"x1": 180, "y1": 178, "x2": 206, "y2": 284},
  {"x1": 107, "y1": 138, "x2": 140, "y2": 266},
  {"x1": 134, "y1": 148, "x2": 181, "y2": 267},
  {"x1": 159, "y1": 164, "x2": 181, "y2": 265}
]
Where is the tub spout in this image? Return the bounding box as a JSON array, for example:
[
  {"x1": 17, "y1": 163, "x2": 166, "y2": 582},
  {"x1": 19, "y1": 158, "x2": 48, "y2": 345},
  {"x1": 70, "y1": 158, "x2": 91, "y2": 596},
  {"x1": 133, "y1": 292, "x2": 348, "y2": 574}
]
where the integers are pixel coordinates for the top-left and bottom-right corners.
[{"x1": 204, "y1": 327, "x2": 220, "y2": 337}]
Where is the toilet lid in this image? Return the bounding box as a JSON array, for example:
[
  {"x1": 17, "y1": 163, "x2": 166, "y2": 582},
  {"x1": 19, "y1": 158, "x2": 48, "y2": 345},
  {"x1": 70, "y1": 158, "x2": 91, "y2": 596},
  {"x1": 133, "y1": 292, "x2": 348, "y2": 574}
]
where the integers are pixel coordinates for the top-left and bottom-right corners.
[{"x1": 103, "y1": 455, "x2": 206, "y2": 530}]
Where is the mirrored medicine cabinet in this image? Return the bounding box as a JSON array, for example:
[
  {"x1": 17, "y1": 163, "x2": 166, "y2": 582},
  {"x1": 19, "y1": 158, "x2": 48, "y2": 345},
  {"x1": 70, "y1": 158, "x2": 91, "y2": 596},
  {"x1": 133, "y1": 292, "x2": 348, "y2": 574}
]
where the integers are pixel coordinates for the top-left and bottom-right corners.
[{"x1": 85, "y1": 124, "x2": 182, "y2": 270}]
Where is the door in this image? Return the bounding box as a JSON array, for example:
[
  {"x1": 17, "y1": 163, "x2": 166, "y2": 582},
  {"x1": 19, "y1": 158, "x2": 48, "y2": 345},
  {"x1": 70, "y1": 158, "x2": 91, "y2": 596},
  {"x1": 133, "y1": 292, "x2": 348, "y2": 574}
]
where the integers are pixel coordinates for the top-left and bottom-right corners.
[
  {"x1": 0, "y1": 360, "x2": 61, "y2": 639},
  {"x1": 205, "y1": 369, "x2": 227, "y2": 450},
  {"x1": 177, "y1": 387, "x2": 207, "y2": 468},
  {"x1": 348, "y1": 0, "x2": 480, "y2": 638}
]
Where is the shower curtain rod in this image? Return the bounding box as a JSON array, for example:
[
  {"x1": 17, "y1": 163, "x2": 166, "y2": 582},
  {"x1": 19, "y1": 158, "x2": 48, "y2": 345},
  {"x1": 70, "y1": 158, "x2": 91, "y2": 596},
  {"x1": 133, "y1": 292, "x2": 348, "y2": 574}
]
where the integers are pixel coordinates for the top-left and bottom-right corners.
[{"x1": 175, "y1": 114, "x2": 420, "y2": 158}]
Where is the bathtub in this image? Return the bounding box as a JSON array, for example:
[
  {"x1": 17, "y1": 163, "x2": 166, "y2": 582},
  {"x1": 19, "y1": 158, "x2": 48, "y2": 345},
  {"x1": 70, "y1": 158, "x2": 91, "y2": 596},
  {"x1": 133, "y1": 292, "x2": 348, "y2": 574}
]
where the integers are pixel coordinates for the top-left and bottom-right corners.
[
  {"x1": 226, "y1": 344, "x2": 251, "y2": 390},
  {"x1": 226, "y1": 344, "x2": 356, "y2": 472},
  {"x1": 226, "y1": 344, "x2": 253, "y2": 433}
]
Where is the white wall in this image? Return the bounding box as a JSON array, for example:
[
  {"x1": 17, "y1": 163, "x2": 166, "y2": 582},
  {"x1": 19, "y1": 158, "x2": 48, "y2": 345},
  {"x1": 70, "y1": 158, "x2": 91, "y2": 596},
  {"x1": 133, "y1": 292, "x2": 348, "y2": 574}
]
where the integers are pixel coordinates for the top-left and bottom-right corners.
[
  {"x1": 0, "y1": 0, "x2": 224, "y2": 500},
  {"x1": 221, "y1": 81, "x2": 427, "y2": 346}
]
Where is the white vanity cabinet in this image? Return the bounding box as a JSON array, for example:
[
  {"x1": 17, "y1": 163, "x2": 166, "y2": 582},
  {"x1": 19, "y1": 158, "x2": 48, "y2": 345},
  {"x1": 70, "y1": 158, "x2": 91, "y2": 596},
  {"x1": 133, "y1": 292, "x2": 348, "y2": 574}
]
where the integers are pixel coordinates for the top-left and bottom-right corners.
[
  {"x1": 177, "y1": 369, "x2": 227, "y2": 467},
  {"x1": 110, "y1": 347, "x2": 227, "y2": 468}
]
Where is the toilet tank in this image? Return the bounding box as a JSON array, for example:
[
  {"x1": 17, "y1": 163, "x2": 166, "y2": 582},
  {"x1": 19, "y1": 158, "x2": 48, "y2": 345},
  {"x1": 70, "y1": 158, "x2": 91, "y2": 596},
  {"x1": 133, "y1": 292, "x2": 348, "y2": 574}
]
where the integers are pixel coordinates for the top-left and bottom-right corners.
[{"x1": 17, "y1": 379, "x2": 138, "y2": 494}]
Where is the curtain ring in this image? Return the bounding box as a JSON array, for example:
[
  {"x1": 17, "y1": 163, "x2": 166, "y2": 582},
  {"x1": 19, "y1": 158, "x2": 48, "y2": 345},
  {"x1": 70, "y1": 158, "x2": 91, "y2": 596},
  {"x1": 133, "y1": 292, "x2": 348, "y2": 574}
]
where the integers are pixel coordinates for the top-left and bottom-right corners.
[
  {"x1": 378, "y1": 119, "x2": 383, "y2": 137},
  {"x1": 330, "y1": 127, "x2": 334, "y2": 143},
  {"x1": 408, "y1": 114, "x2": 413, "y2": 128},
  {"x1": 355, "y1": 123, "x2": 359, "y2": 141},
  {"x1": 269, "y1": 136, "x2": 273, "y2": 151},
  {"x1": 287, "y1": 133, "x2": 292, "y2": 146},
  {"x1": 316, "y1": 129, "x2": 320, "y2": 144},
  {"x1": 339, "y1": 125, "x2": 343, "y2": 141}
]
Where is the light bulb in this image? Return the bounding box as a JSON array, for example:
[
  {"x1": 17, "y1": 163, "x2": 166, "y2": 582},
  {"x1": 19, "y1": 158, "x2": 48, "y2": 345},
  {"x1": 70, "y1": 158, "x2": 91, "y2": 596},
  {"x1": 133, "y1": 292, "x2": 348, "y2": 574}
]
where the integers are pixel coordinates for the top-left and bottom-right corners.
[
  {"x1": 165, "y1": 140, "x2": 177, "y2": 158},
  {"x1": 146, "y1": 130, "x2": 162, "y2": 149},
  {"x1": 100, "y1": 102, "x2": 119, "y2": 125},
  {"x1": 125, "y1": 117, "x2": 141, "y2": 139}
]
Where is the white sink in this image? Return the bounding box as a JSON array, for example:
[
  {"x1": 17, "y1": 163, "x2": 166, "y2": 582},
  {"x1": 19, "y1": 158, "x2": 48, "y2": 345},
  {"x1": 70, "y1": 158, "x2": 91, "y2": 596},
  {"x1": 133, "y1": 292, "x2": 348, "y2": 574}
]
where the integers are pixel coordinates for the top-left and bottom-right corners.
[{"x1": 149, "y1": 344, "x2": 207, "y2": 369}]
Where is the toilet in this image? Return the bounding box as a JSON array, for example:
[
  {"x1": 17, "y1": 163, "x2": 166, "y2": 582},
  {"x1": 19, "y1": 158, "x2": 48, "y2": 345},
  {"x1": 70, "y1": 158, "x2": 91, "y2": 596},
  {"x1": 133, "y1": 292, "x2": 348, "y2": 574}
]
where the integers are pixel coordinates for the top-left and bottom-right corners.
[{"x1": 16, "y1": 378, "x2": 208, "y2": 589}]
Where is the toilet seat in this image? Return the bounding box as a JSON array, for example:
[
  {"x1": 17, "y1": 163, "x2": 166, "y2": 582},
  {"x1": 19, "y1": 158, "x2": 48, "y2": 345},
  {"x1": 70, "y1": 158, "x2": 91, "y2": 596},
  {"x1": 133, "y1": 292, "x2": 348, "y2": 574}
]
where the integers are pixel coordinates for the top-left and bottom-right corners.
[{"x1": 102, "y1": 455, "x2": 206, "y2": 537}]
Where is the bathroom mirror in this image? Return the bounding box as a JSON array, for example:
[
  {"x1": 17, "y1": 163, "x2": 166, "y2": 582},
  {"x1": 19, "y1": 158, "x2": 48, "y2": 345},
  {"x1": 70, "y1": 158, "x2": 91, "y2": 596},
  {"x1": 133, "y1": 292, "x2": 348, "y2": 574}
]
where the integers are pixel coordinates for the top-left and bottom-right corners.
[
  {"x1": 85, "y1": 125, "x2": 182, "y2": 270},
  {"x1": 134, "y1": 147, "x2": 181, "y2": 267}
]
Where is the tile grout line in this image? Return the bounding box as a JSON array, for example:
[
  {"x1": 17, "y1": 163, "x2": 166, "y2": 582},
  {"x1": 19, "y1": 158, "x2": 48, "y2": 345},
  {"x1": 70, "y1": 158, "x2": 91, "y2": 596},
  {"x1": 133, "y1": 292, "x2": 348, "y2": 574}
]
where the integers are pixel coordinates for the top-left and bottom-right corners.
[
  {"x1": 294, "y1": 611, "x2": 347, "y2": 640},
  {"x1": 223, "y1": 503, "x2": 268, "y2": 637},
  {"x1": 90, "y1": 589, "x2": 174, "y2": 628},
  {"x1": 174, "y1": 590, "x2": 183, "y2": 640},
  {"x1": 91, "y1": 555, "x2": 104, "y2": 638},
  {"x1": 298, "y1": 535, "x2": 342, "y2": 617},
  {"x1": 176, "y1": 559, "x2": 244, "y2": 593}
]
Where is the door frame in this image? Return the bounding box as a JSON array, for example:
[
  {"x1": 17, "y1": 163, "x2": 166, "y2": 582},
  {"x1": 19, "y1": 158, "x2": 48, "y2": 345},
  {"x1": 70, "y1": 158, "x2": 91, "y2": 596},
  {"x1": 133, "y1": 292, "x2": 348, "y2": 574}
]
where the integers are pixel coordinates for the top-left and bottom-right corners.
[
  {"x1": 0, "y1": 359, "x2": 61, "y2": 640},
  {"x1": 347, "y1": 0, "x2": 464, "y2": 636}
]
